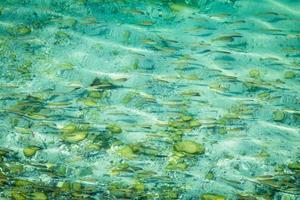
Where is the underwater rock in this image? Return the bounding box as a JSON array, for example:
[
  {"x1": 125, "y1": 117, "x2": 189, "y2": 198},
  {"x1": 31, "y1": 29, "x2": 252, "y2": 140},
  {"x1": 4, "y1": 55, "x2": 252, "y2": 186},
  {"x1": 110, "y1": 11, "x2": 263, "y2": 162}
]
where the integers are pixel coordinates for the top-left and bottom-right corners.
[
  {"x1": 11, "y1": 190, "x2": 27, "y2": 200},
  {"x1": 72, "y1": 182, "x2": 82, "y2": 191},
  {"x1": 201, "y1": 194, "x2": 226, "y2": 200},
  {"x1": 10, "y1": 164, "x2": 24, "y2": 175},
  {"x1": 16, "y1": 25, "x2": 31, "y2": 36},
  {"x1": 57, "y1": 181, "x2": 71, "y2": 192},
  {"x1": 59, "y1": 63, "x2": 74, "y2": 70},
  {"x1": 284, "y1": 71, "x2": 296, "y2": 79},
  {"x1": 23, "y1": 146, "x2": 40, "y2": 157},
  {"x1": 190, "y1": 120, "x2": 202, "y2": 128},
  {"x1": 61, "y1": 124, "x2": 77, "y2": 134},
  {"x1": 31, "y1": 192, "x2": 48, "y2": 200},
  {"x1": 88, "y1": 91, "x2": 103, "y2": 99},
  {"x1": 118, "y1": 146, "x2": 135, "y2": 159},
  {"x1": 58, "y1": 18, "x2": 77, "y2": 28},
  {"x1": 0, "y1": 148, "x2": 11, "y2": 159},
  {"x1": 255, "y1": 173, "x2": 300, "y2": 195},
  {"x1": 166, "y1": 161, "x2": 188, "y2": 171},
  {"x1": 85, "y1": 143, "x2": 101, "y2": 152},
  {"x1": 249, "y1": 69, "x2": 261, "y2": 79},
  {"x1": 174, "y1": 140, "x2": 205, "y2": 154},
  {"x1": 237, "y1": 194, "x2": 257, "y2": 200},
  {"x1": 54, "y1": 165, "x2": 67, "y2": 177},
  {"x1": 272, "y1": 110, "x2": 285, "y2": 122},
  {"x1": 61, "y1": 132, "x2": 87, "y2": 143},
  {"x1": 81, "y1": 98, "x2": 97, "y2": 107},
  {"x1": 205, "y1": 171, "x2": 215, "y2": 180},
  {"x1": 133, "y1": 181, "x2": 145, "y2": 193},
  {"x1": 180, "y1": 115, "x2": 193, "y2": 122},
  {"x1": 287, "y1": 162, "x2": 300, "y2": 171},
  {"x1": 106, "y1": 124, "x2": 122, "y2": 134}
]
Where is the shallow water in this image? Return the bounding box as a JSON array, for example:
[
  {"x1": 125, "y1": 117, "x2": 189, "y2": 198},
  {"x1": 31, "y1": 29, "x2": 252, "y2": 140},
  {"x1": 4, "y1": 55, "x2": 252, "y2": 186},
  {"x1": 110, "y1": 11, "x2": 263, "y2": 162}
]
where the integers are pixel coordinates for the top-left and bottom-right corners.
[{"x1": 0, "y1": 0, "x2": 300, "y2": 199}]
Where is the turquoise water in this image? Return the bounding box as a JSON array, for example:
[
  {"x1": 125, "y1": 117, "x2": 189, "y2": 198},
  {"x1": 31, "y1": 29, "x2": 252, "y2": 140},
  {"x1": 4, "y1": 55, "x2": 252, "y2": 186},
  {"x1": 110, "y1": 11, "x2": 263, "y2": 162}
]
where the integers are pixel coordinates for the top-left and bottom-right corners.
[{"x1": 0, "y1": 0, "x2": 300, "y2": 199}]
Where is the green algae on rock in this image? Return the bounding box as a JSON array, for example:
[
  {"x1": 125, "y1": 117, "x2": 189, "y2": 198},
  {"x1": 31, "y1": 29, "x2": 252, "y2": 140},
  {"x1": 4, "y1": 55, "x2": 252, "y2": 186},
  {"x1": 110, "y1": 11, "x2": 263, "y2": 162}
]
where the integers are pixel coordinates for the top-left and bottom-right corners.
[
  {"x1": 249, "y1": 69, "x2": 261, "y2": 79},
  {"x1": 61, "y1": 124, "x2": 77, "y2": 134},
  {"x1": 15, "y1": 25, "x2": 31, "y2": 36},
  {"x1": 201, "y1": 194, "x2": 226, "y2": 200},
  {"x1": 205, "y1": 170, "x2": 215, "y2": 180},
  {"x1": 117, "y1": 146, "x2": 135, "y2": 159},
  {"x1": 61, "y1": 132, "x2": 87, "y2": 143},
  {"x1": 23, "y1": 146, "x2": 40, "y2": 158},
  {"x1": 31, "y1": 192, "x2": 48, "y2": 200},
  {"x1": 287, "y1": 161, "x2": 300, "y2": 171},
  {"x1": 272, "y1": 110, "x2": 285, "y2": 122},
  {"x1": 88, "y1": 90, "x2": 104, "y2": 99},
  {"x1": 84, "y1": 143, "x2": 101, "y2": 152},
  {"x1": 166, "y1": 161, "x2": 188, "y2": 171},
  {"x1": 284, "y1": 71, "x2": 296, "y2": 79},
  {"x1": 81, "y1": 98, "x2": 98, "y2": 107},
  {"x1": 106, "y1": 124, "x2": 122, "y2": 134},
  {"x1": 174, "y1": 140, "x2": 205, "y2": 154}
]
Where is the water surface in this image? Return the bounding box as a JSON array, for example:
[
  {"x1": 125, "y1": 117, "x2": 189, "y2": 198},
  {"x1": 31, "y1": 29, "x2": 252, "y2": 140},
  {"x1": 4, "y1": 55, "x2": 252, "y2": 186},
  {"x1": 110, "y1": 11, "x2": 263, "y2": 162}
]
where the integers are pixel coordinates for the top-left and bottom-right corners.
[{"x1": 0, "y1": 0, "x2": 300, "y2": 199}]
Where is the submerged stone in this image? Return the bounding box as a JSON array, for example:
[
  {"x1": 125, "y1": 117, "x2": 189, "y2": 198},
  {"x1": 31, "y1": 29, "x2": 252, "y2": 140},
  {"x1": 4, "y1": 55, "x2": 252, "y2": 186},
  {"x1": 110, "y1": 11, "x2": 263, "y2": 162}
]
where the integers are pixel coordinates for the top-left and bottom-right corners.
[
  {"x1": 272, "y1": 110, "x2": 285, "y2": 122},
  {"x1": 166, "y1": 161, "x2": 188, "y2": 171},
  {"x1": 133, "y1": 181, "x2": 145, "y2": 192},
  {"x1": 55, "y1": 165, "x2": 67, "y2": 176},
  {"x1": 181, "y1": 115, "x2": 193, "y2": 122},
  {"x1": 16, "y1": 25, "x2": 31, "y2": 36},
  {"x1": 85, "y1": 143, "x2": 101, "y2": 152},
  {"x1": 23, "y1": 146, "x2": 40, "y2": 157},
  {"x1": 205, "y1": 172, "x2": 215, "y2": 180},
  {"x1": 82, "y1": 98, "x2": 97, "y2": 106},
  {"x1": 284, "y1": 71, "x2": 296, "y2": 79},
  {"x1": 237, "y1": 194, "x2": 257, "y2": 200},
  {"x1": 57, "y1": 181, "x2": 71, "y2": 192},
  {"x1": 58, "y1": 18, "x2": 77, "y2": 28},
  {"x1": 72, "y1": 182, "x2": 82, "y2": 191},
  {"x1": 0, "y1": 148, "x2": 10, "y2": 157},
  {"x1": 10, "y1": 164, "x2": 24, "y2": 174},
  {"x1": 174, "y1": 140, "x2": 205, "y2": 154},
  {"x1": 61, "y1": 124, "x2": 77, "y2": 134},
  {"x1": 11, "y1": 190, "x2": 26, "y2": 200},
  {"x1": 249, "y1": 69, "x2": 260, "y2": 79},
  {"x1": 190, "y1": 120, "x2": 202, "y2": 128},
  {"x1": 201, "y1": 194, "x2": 226, "y2": 200},
  {"x1": 159, "y1": 187, "x2": 179, "y2": 199},
  {"x1": 61, "y1": 132, "x2": 87, "y2": 143},
  {"x1": 118, "y1": 146, "x2": 135, "y2": 159},
  {"x1": 106, "y1": 124, "x2": 122, "y2": 134},
  {"x1": 287, "y1": 161, "x2": 300, "y2": 171},
  {"x1": 31, "y1": 192, "x2": 47, "y2": 200},
  {"x1": 88, "y1": 91, "x2": 103, "y2": 98}
]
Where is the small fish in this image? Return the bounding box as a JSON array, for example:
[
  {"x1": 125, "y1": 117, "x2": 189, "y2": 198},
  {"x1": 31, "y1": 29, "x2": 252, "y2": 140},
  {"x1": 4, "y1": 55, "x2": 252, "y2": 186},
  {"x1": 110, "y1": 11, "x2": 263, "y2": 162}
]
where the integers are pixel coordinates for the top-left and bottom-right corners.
[
  {"x1": 140, "y1": 21, "x2": 155, "y2": 26},
  {"x1": 212, "y1": 34, "x2": 242, "y2": 42},
  {"x1": 90, "y1": 77, "x2": 122, "y2": 89}
]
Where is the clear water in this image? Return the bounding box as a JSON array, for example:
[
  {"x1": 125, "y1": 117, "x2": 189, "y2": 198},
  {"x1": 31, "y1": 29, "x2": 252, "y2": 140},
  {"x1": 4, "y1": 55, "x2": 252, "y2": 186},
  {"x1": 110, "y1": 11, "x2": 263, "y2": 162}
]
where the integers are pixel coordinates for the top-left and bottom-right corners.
[{"x1": 0, "y1": 0, "x2": 299, "y2": 199}]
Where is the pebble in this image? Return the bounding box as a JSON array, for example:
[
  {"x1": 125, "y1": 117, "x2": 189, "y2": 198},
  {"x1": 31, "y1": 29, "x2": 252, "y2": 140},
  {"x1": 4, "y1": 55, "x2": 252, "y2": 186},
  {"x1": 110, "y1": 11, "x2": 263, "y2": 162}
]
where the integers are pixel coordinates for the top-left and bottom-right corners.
[
  {"x1": 201, "y1": 194, "x2": 226, "y2": 200},
  {"x1": 174, "y1": 140, "x2": 205, "y2": 154},
  {"x1": 61, "y1": 132, "x2": 87, "y2": 143},
  {"x1": 23, "y1": 146, "x2": 40, "y2": 157}
]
